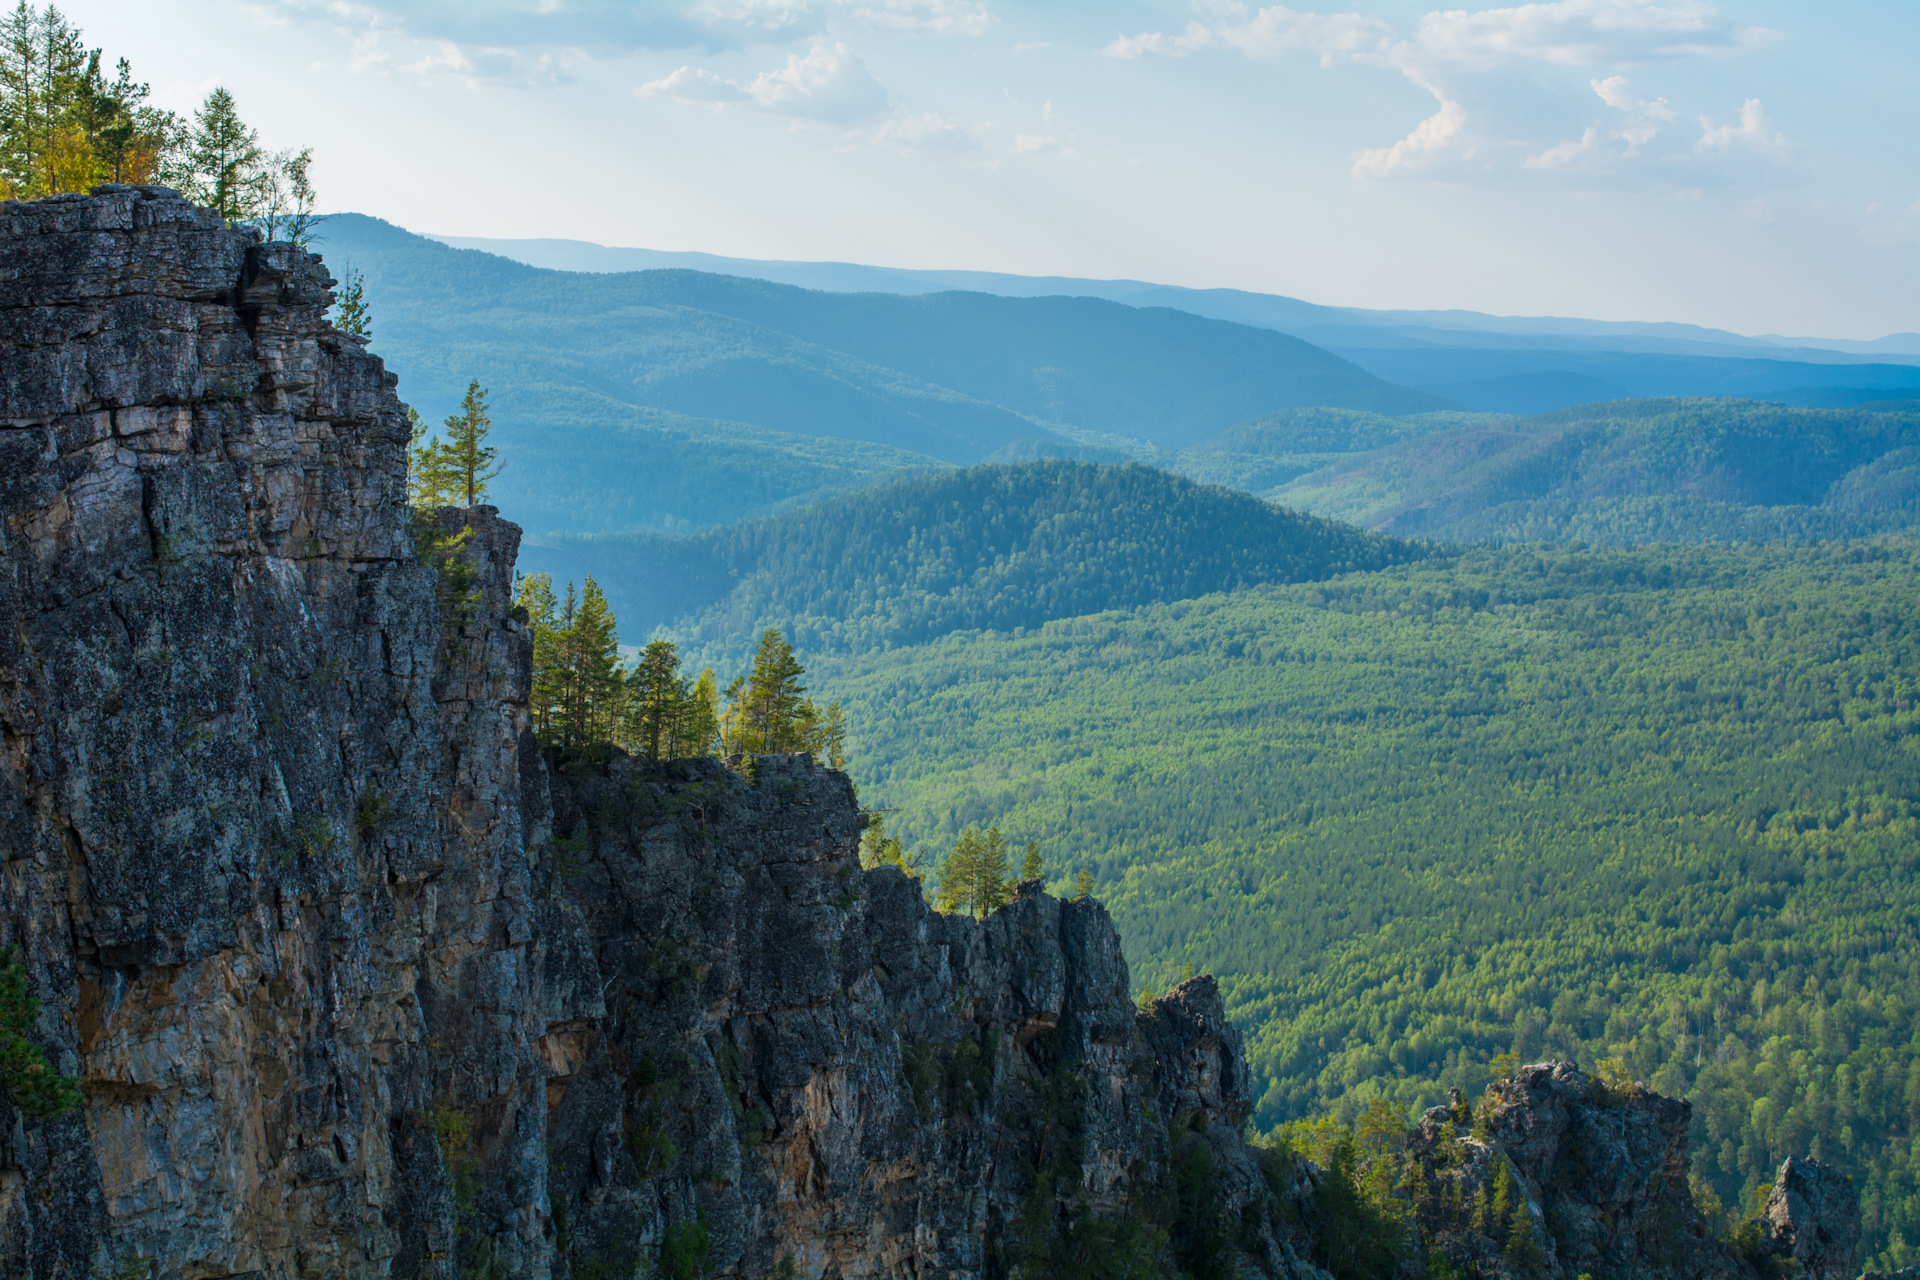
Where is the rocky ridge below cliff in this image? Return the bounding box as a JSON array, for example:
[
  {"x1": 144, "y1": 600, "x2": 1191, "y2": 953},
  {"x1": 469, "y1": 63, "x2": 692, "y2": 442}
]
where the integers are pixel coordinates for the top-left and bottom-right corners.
[{"x1": 0, "y1": 188, "x2": 1876, "y2": 1280}]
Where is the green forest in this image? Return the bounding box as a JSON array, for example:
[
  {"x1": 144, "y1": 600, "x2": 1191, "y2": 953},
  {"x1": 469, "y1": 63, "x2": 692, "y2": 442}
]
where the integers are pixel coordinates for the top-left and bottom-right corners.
[
  {"x1": 804, "y1": 541, "x2": 1920, "y2": 1269},
  {"x1": 1270, "y1": 398, "x2": 1920, "y2": 542},
  {"x1": 532, "y1": 460, "x2": 1417, "y2": 648}
]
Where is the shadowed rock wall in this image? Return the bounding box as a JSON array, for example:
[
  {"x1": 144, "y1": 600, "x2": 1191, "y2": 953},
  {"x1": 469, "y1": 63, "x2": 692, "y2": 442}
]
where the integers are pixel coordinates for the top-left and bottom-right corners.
[{"x1": 0, "y1": 187, "x2": 590, "y2": 1280}]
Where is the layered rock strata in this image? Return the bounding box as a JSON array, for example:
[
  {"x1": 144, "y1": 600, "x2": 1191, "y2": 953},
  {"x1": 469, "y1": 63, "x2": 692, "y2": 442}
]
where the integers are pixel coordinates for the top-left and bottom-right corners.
[{"x1": 0, "y1": 187, "x2": 588, "y2": 1279}]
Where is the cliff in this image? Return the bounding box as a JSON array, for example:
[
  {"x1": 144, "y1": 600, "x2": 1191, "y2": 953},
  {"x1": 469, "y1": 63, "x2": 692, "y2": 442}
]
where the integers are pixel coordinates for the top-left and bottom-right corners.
[{"x1": 0, "y1": 189, "x2": 1870, "y2": 1280}]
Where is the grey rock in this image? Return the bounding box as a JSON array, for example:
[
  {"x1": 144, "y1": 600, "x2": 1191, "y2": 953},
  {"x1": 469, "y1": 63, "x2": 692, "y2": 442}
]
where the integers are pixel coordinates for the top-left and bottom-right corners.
[{"x1": 1756, "y1": 1155, "x2": 1862, "y2": 1280}]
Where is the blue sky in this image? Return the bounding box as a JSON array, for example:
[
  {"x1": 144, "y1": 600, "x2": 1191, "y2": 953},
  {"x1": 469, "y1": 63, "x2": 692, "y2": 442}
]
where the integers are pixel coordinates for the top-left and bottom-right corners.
[{"x1": 70, "y1": 1, "x2": 1919, "y2": 338}]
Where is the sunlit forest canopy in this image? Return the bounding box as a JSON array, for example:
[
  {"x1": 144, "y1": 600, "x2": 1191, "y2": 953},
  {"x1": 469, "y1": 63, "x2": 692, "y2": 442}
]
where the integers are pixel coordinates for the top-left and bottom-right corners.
[{"x1": 812, "y1": 540, "x2": 1920, "y2": 1268}]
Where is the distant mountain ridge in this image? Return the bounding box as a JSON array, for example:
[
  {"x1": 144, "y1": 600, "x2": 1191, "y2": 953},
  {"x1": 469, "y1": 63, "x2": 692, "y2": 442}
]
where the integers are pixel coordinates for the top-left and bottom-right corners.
[
  {"x1": 319, "y1": 214, "x2": 1446, "y2": 532},
  {"x1": 427, "y1": 230, "x2": 1920, "y2": 416},
  {"x1": 428, "y1": 231, "x2": 1920, "y2": 360}
]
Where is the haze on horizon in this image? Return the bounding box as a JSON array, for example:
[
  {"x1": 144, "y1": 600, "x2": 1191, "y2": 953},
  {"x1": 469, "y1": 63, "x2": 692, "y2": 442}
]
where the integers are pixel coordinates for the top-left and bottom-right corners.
[{"x1": 63, "y1": 0, "x2": 1920, "y2": 340}]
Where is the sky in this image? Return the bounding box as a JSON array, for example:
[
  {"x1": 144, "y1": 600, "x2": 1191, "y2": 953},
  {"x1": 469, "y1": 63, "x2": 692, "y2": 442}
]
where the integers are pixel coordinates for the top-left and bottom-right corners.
[{"x1": 63, "y1": 0, "x2": 1920, "y2": 339}]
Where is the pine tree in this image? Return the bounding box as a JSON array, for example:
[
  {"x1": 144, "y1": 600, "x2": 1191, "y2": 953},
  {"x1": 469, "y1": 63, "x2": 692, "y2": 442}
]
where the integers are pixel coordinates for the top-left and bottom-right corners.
[
  {"x1": 182, "y1": 87, "x2": 261, "y2": 224},
  {"x1": 980, "y1": 825, "x2": 1011, "y2": 913},
  {"x1": 408, "y1": 405, "x2": 465, "y2": 509},
  {"x1": 331, "y1": 265, "x2": 371, "y2": 339},
  {"x1": 1021, "y1": 840, "x2": 1042, "y2": 883},
  {"x1": 515, "y1": 572, "x2": 562, "y2": 741},
  {"x1": 630, "y1": 640, "x2": 684, "y2": 763},
  {"x1": 0, "y1": 8, "x2": 179, "y2": 199},
  {"x1": 436, "y1": 380, "x2": 498, "y2": 507},
  {"x1": 680, "y1": 668, "x2": 721, "y2": 758},
  {"x1": 552, "y1": 577, "x2": 622, "y2": 751},
  {"x1": 860, "y1": 814, "x2": 919, "y2": 879},
  {"x1": 937, "y1": 827, "x2": 983, "y2": 915},
  {"x1": 814, "y1": 700, "x2": 848, "y2": 769},
  {"x1": 1072, "y1": 868, "x2": 1095, "y2": 901},
  {"x1": 735, "y1": 629, "x2": 812, "y2": 754},
  {"x1": 937, "y1": 826, "x2": 1011, "y2": 918}
]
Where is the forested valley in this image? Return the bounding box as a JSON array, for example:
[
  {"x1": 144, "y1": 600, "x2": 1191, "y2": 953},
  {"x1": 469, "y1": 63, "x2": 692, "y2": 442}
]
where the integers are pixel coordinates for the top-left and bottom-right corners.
[
  {"x1": 324, "y1": 174, "x2": 1920, "y2": 1271},
  {"x1": 789, "y1": 539, "x2": 1920, "y2": 1270}
]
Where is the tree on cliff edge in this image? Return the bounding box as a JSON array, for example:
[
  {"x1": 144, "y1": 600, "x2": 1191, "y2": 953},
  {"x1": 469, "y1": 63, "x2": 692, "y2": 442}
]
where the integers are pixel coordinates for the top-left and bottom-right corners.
[{"x1": 410, "y1": 381, "x2": 497, "y2": 508}]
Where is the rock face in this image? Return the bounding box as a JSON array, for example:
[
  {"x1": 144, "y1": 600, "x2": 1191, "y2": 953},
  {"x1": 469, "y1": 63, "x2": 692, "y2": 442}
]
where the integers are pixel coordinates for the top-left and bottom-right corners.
[
  {"x1": 537, "y1": 754, "x2": 1326, "y2": 1280},
  {"x1": 1404, "y1": 1061, "x2": 1861, "y2": 1280},
  {"x1": 1755, "y1": 1156, "x2": 1863, "y2": 1280},
  {"x1": 0, "y1": 189, "x2": 1872, "y2": 1280},
  {"x1": 0, "y1": 187, "x2": 590, "y2": 1279}
]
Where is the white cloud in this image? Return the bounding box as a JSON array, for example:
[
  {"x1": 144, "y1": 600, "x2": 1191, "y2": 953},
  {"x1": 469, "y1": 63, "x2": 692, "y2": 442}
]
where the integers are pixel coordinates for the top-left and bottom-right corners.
[
  {"x1": 1407, "y1": 0, "x2": 1773, "y2": 69},
  {"x1": 845, "y1": 1, "x2": 993, "y2": 36},
  {"x1": 1524, "y1": 74, "x2": 1677, "y2": 171},
  {"x1": 1590, "y1": 74, "x2": 1674, "y2": 120},
  {"x1": 1105, "y1": 0, "x2": 1783, "y2": 187},
  {"x1": 1352, "y1": 81, "x2": 1469, "y2": 177},
  {"x1": 871, "y1": 112, "x2": 985, "y2": 151},
  {"x1": 1696, "y1": 97, "x2": 1788, "y2": 159},
  {"x1": 640, "y1": 41, "x2": 889, "y2": 123},
  {"x1": 258, "y1": 0, "x2": 989, "y2": 86}
]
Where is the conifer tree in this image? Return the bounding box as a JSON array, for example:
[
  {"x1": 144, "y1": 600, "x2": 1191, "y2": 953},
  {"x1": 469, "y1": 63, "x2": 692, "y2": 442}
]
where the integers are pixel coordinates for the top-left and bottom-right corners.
[
  {"x1": 429, "y1": 380, "x2": 498, "y2": 506},
  {"x1": 937, "y1": 827, "x2": 982, "y2": 915},
  {"x1": 860, "y1": 813, "x2": 919, "y2": 878},
  {"x1": 681, "y1": 668, "x2": 721, "y2": 758},
  {"x1": 331, "y1": 265, "x2": 371, "y2": 339},
  {"x1": 182, "y1": 87, "x2": 261, "y2": 223},
  {"x1": 814, "y1": 700, "x2": 848, "y2": 769},
  {"x1": 981, "y1": 825, "x2": 1011, "y2": 912},
  {"x1": 1021, "y1": 840, "x2": 1042, "y2": 883},
  {"x1": 937, "y1": 826, "x2": 1011, "y2": 918},
  {"x1": 631, "y1": 639, "x2": 684, "y2": 763},
  {"x1": 0, "y1": 8, "x2": 245, "y2": 201},
  {"x1": 554, "y1": 577, "x2": 622, "y2": 751},
  {"x1": 515, "y1": 572, "x2": 562, "y2": 740},
  {"x1": 408, "y1": 406, "x2": 464, "y2": 508},
  {"x1": 1072, "y1": 868, "x2": 1095, "y2": 901},
  {"x1": 733, "y1": 628, "x2": 813, "y2": 754}
]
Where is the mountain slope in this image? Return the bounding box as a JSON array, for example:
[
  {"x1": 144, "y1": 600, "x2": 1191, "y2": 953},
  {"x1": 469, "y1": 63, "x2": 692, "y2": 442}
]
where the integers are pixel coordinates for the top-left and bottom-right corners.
[
  {"x1": 1268, "y1": 397, "x2": 1920, "y2": 543},
  {"x1": 520, "y1": 460, "x2": 1419, "y2": 649},
  {"x1": 805, "y1": 540, "x2": 1920, "y2": 1269},
  {"x1": 320, "y1": 214, "x2": 1447, "y2": 480}
]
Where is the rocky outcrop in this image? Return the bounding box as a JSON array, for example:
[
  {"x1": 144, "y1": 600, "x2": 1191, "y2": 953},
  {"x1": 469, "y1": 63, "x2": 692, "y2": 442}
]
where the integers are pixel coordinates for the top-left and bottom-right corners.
[
  {"x1": 538, "y1": 753, "x2": 1323, "y2": 1280},
  {"x1": 1754, "y1": 1156, "x2": 1863, "y2": 1280},
  {"x1": 1403, "y1": 1061, "x2": 1861, "y2": 1280},
  {"x1": 0, "y1": 187, "x2": 591, "y2": 1279}
]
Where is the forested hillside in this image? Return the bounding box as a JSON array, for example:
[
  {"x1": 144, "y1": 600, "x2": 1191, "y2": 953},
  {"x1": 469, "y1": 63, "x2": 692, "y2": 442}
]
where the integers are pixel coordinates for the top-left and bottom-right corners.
[
  {"x1": 317, "y1": 214, "x2": 1445, "y2": 531},
  {"x1": 1268, "y1": 397, "x2": 1920, "y2": 542},
  {"x1": 807, "y1": 542, "x2": 1920, "y2": 1269},
  {"x1": 521, "y1": 461, "x2": 1418, "y2": 651}
]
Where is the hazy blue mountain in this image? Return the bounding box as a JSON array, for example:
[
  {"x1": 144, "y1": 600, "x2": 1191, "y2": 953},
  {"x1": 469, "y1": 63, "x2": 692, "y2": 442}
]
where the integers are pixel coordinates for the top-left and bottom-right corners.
[
  {"x1": 1267, "y1": 397, "x2": 1920, "y2": 543},
  {"x1": 431, "y1": 231, "x2": 1920, "y2": 360},
  {"x1": 1337, "y1": 346, "x2": 1920, "y2": 415},
  {"x1": 431, "y1": 230, "x2": 1920, "y2": 420},
  {"x1": 324, "y1": 217, "x2": 1448, "y2": 455}
]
